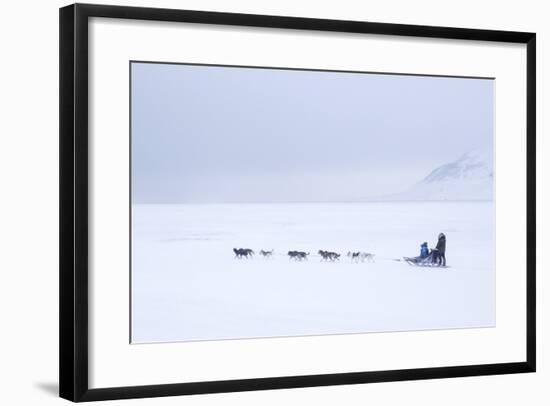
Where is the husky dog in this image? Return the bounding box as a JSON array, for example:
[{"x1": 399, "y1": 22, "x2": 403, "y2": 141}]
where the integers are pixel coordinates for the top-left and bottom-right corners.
[
  {"x1": 233, "y1": 248, "x2": 254, "y2": 259},
  {"x1": 347, "y1": 251, "x2": 375, "y2": 263},
  {"x1": 347, "y1": 251, "x2": 359, "y2": 262},
  {"x1": 241, "y1": 248, "x2": 254, "y2": 258},
  {"x1": 365, "y1": 253, "x2": 375, "y2": 262},
  {"x1": 287, "y1": 251, "x2": 299, "y2": 260},
  {"x1": 318, "y1": 250, "x2": 340, "y2": 261},
  {"x1": 288, "y1": 251, "x2": 309, "y2": 261},
  {"x1": 259, "y1": 249, "x2": 274, "y2": 258}
]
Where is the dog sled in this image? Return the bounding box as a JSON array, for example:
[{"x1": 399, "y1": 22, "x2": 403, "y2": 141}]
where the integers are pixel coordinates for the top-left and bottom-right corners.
[{"x1": 403, "y1": 252, "x2": 448, "y2": 268}]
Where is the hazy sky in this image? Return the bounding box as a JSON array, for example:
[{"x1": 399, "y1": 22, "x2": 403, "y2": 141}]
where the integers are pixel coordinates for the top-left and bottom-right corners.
[{"x1": 131, "y1": 62, "x2": 494, "y2": 203}]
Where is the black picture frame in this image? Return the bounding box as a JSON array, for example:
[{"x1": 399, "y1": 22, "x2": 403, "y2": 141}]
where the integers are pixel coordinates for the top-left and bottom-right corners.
[{"x1": 60, "y1": 3, "x2": 536, "y2": 402}]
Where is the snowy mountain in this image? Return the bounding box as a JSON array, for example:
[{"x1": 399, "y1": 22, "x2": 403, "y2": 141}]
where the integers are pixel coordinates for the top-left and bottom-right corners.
[{"x1": 386, "y1": 150, "x2": 494, "y2": 201}]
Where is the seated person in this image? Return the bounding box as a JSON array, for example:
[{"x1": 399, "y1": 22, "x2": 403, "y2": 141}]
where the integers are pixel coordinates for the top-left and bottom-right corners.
[{"x1": 420, "y1": 242, "x2": 429, "y2": 258}]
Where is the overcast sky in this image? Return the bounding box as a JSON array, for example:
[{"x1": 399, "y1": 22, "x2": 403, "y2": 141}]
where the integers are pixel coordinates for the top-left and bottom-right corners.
[{"x1": 131, "y1": 62, "x2": 494, "y2": 203}]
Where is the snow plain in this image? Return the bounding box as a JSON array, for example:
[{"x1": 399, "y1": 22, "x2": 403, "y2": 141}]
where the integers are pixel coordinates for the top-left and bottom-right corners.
[{"x1": 131, "y1": 202, "x2": 495, "y2": 343}]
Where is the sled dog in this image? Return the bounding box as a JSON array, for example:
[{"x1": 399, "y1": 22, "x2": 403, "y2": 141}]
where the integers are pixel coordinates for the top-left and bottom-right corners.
[
  {"x1": 259, "y1": 249, "x2": 274, "y2": 258},
  {"x1": 288, "y1": 251, "x2": 309, "y2": 261},
  {"x1": 318, "y1": 250, "x2": 340, "y2": 261},
  {"x1": 347, "y1": 251, "x2": 375, "y2": 263},
  {"x1": 233, "y1": 248, "x2": 254, "y2": 258}
]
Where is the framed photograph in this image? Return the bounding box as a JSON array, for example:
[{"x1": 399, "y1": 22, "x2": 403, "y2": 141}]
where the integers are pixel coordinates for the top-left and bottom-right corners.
[{"x1": 60, "y1": 3, "x2": 536, "y2": 402}]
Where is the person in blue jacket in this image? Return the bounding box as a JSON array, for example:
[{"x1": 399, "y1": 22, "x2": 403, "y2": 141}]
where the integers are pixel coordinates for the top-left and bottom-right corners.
[{"x1": 420, "y1": 242, "x2": 429, "y2": 259}]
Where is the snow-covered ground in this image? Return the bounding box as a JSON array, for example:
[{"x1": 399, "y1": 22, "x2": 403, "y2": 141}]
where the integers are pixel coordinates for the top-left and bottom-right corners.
[{"x1": 131, "y1": 202, "x2": 495, "y2": 343}]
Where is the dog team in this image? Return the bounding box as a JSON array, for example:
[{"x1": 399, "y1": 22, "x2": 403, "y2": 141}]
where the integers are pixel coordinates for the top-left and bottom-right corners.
[{"x1": 233, "y1": 248, "x2": 374, "y2": 262}]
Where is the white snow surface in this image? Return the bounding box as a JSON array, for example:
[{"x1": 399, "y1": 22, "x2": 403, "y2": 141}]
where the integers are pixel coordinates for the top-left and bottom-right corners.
[
  {"x1": 131, "y1": 202, "x2": 495, "y2": 343},
  {"x1": 385, "y1": 150, "x2": 494, "y2": 201}
]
